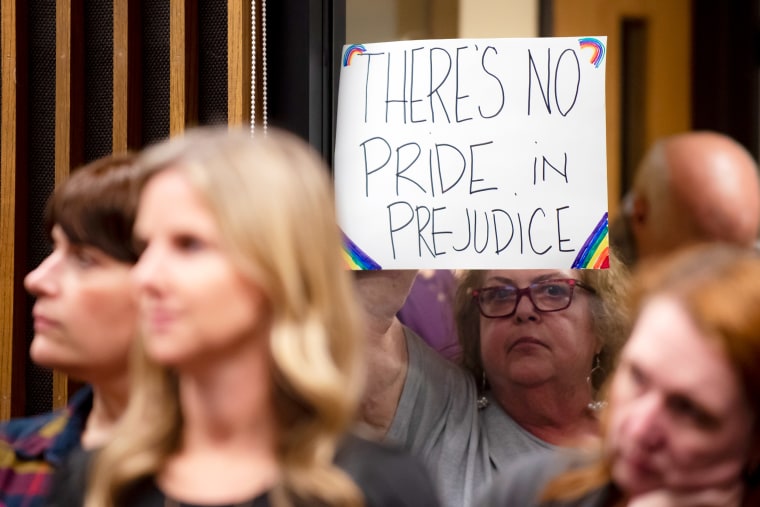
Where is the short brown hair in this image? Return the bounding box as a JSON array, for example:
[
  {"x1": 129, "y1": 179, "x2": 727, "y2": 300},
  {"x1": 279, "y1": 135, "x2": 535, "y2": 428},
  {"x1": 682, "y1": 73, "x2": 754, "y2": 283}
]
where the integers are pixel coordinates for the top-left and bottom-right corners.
[{"x1": 46, "y1": 153, "x2": 141, "y2": 263}]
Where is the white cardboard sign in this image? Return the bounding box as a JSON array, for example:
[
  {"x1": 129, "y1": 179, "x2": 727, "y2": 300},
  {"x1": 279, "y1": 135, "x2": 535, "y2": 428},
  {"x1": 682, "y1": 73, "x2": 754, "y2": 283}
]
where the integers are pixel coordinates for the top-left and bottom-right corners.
[{"x1": 335, "y1": 37, "x2": 609, "y2": 270}]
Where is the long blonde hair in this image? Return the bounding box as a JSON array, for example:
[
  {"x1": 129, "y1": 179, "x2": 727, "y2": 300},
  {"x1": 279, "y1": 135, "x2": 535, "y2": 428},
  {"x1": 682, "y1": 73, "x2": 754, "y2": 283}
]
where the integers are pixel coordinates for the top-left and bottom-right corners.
[{"x1": 85, "y1": 128, "x2": 365, "y2": 507}]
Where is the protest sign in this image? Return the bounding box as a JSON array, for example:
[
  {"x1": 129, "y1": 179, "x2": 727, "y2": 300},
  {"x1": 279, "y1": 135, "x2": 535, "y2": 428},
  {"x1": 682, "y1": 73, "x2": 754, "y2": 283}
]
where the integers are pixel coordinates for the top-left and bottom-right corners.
[{"x1": 335, "y1": 37, "x2": 608, "y2": 269}]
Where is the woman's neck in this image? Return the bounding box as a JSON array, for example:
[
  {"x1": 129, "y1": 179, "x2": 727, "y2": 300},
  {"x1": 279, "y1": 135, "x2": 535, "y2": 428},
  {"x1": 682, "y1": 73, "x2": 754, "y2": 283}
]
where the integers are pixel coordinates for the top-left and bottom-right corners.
[
  {"x1": 81, "y1": 376, "x2": 130, "y2": 449},
  {"x1": 159, "y1": 343, "x2": 281, "y2": 504},
  {"x1": 493, "y1": 381, "x2": 599, "y2": 445},
  {"x1": 178, "y1": 352, "x2": 277, "y2": 447}
]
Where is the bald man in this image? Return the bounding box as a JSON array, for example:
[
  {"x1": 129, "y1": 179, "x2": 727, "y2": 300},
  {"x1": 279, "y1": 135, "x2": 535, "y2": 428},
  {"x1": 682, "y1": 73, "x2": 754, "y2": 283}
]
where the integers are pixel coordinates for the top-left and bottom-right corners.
[{"x1": 611, "y1": 131, "x2": 760, "y2": 266}]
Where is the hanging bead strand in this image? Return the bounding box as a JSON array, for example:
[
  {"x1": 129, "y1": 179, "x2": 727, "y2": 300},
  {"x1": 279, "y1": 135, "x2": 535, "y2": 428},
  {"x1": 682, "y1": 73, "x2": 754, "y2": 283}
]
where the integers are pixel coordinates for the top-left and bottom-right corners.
[
  {"x1": 250, "y1": 0, "x2": 256, "y2": 136},
  {"x1": 261, "y1": 0, "x2": 268, "y2": 133}
]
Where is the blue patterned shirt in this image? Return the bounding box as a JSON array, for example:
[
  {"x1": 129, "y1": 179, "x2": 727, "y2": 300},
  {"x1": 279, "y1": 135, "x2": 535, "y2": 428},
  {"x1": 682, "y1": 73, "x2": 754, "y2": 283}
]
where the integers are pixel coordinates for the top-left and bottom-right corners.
[{"x1": 0, "y1": 386, "x2": 92, "y2": 507}]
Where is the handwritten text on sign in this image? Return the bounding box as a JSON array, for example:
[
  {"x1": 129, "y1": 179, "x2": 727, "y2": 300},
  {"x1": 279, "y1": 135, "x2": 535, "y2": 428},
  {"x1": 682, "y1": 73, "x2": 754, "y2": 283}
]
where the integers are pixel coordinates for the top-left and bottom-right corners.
[{"x1": 335, "y1": 37, "x2": 609, "y2": 270}]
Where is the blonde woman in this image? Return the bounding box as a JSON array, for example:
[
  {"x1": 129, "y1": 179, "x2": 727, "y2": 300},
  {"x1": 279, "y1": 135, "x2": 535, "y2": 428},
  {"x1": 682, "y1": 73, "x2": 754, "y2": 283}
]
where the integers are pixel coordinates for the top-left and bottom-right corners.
[{"x1": 46, "y1": 128, "x2": 439, "y2": 507}]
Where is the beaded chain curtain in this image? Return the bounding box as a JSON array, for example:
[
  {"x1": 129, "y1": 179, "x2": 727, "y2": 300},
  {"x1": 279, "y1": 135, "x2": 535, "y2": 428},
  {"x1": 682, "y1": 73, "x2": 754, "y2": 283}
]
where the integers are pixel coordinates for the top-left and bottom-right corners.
[{"x1": 251, "y1": 0, "x2": 268, "y2": 135}]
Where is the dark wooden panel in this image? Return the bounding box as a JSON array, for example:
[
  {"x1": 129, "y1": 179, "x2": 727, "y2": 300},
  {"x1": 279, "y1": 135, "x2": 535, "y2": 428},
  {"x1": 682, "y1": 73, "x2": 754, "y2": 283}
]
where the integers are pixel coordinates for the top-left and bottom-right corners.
[
  {"x1": 1, "y1": 0, "x2": 30, "y2": 420},
  {"x1": 26, "y1": 0, "x2": 56, "y2": 416},
  {"x1": 84, "y1": 0, "x2": 113, "y2": 162},
  {"x1": 141, "y1": 0, "x2": 170, "y2": 144}
]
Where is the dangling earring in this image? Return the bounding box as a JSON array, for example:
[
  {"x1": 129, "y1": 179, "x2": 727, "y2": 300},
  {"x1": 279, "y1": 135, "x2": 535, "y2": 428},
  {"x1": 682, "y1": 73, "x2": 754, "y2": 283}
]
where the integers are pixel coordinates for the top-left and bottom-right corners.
[
  {"x1": 587, "y1": 354, "x2": 607, "y2": 412},
  {"x1": 477, "y1": 371, "x2": 490, "y2": 410},
  {"x1": 586, "y1": 354, "x2": 603, "y2": 386}
]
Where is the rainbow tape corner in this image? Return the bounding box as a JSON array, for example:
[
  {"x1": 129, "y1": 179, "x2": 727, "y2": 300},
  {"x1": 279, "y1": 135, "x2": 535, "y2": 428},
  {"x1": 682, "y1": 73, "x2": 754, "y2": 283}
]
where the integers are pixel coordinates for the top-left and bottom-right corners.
[
  {"x1": 342, "y1": 232, "x2": 381, "y2": 270},
  {"x1": 572, "y1": 212, "x2": 609, "y2": 269}
]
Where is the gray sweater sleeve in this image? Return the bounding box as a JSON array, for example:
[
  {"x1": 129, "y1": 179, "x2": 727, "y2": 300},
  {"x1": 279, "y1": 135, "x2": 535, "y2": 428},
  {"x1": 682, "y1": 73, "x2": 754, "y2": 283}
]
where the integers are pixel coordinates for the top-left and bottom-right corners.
[{"x1": 386, "y1": 327, "x2": 490, "y2": 507}]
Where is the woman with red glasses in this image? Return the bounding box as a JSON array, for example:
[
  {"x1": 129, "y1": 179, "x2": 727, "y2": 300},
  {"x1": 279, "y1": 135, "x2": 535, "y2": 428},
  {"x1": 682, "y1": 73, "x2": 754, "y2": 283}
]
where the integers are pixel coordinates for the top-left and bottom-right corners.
[{"x1": 355, "y1": 263, "x2": 630, "y2": 507}]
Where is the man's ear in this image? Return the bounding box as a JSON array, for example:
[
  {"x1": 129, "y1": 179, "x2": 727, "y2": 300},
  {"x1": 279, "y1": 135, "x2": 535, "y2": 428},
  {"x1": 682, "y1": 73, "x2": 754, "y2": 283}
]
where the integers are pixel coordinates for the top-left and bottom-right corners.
[{"x1": 630, "y1": 193, "x2": 648, "y2": 226}]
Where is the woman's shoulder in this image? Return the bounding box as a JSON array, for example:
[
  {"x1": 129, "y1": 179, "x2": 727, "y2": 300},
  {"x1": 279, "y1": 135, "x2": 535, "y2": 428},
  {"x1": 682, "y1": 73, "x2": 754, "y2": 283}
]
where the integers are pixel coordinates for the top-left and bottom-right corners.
[{"x1": 335, "y1": 433, "x2": 441, "y2": 507}]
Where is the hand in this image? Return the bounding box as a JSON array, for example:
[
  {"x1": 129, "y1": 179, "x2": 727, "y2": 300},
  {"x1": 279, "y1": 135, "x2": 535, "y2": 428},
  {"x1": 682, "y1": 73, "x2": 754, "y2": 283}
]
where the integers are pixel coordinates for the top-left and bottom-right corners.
[
  {"x1": 628, "y1": 484, "x2": 744, "y2": 507},
  {"x1": 353, "y1": 270, "x2": 418, "y2": 336}
]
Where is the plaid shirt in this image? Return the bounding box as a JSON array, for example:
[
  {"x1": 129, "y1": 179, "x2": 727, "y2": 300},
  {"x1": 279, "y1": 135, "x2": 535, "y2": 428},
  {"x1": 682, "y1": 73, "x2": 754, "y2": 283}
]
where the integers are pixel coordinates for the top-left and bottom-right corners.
[{"x1": 0, "y1": 386, "x2": 93, "y2": 507}]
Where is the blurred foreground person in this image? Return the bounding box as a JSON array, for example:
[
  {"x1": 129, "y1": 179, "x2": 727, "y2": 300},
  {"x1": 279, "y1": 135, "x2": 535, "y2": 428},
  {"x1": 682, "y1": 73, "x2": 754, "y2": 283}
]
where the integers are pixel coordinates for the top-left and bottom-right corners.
[
  {"x1": 47, "y1": 128, "x2": 439, "y2": 507},
  {"x1": 611, "y1": 131, "x2": 760, "y2": 266},
  {"x1": 478, "y1": 243, "x2": 760, "y2": 507},
  {"x1": 0, "y1": 155, "x2": 141, "y2": 507}
]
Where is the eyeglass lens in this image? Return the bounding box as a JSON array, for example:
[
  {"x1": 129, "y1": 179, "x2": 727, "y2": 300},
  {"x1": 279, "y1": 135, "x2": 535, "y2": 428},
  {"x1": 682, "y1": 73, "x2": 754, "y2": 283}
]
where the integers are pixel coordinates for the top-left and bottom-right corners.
[{"x1": 477, "y1": 280, "x2": 575, "y2": 317}]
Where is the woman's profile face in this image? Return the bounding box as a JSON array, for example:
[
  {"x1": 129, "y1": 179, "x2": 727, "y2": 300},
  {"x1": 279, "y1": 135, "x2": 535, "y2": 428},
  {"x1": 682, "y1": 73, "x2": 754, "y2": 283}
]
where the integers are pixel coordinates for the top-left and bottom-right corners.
[
  {"x1": 132, "y1": 169, "x2": 269, "y2": 370},
  {"x1": 24, "y1": 226, "x2": 137, "y2": 382},
  {"x1": 607, "y1": 296, "x2": 754, "y2": 497},
  {"x1": 478, "y1": 269, "x2": 598, "y2": 397}
]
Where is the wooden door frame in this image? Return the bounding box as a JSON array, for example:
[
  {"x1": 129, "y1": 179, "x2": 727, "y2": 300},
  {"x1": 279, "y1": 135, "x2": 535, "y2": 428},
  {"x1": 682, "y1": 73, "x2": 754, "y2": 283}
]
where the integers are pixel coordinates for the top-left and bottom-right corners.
[
  {"x1": 543, "y1": 0, "x2": 760, "y2": 196},
  {"x1": 542, "y1": 0, "x2": 692, "y2": 218}
]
